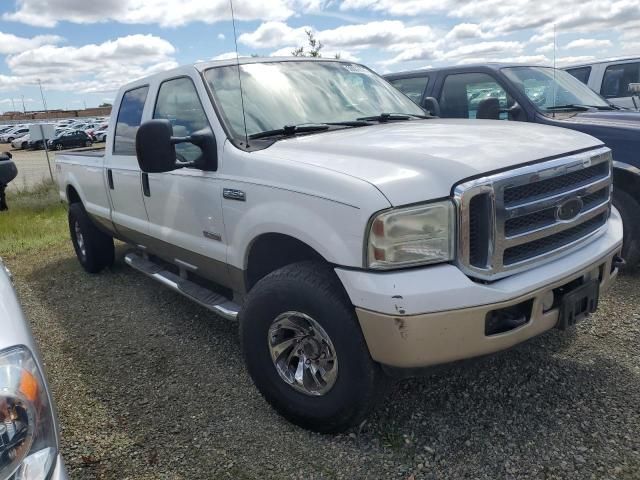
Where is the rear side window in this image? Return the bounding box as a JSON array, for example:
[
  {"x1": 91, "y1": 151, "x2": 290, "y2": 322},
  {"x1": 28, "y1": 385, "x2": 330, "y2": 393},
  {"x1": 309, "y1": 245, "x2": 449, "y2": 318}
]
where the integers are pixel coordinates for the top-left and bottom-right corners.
[
  {"x1": 566, "y1": 66, "x2": 592, "y2": 85},
  {"x1": 153, "y1": 77, "x2": 209, "y2": 162},
  {"x1": 388, "y1": 76, "x2": 429, "y2": 105},
  {"x1": 113, "y1": 86, "x2": 149, "y2": 155},
  {"x1": 601, "y1": 62, "x2": 640, "y2": 98}
]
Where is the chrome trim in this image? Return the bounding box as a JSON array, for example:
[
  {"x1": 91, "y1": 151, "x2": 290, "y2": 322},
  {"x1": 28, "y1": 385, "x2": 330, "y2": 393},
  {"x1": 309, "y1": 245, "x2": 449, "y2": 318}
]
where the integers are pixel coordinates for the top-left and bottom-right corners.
[
  {"x1": 454, "y1": 147, "x2": 612, "y2": 281},
  {"x1": 223, "y1": 188, "x2": 246, "y2": 201}
]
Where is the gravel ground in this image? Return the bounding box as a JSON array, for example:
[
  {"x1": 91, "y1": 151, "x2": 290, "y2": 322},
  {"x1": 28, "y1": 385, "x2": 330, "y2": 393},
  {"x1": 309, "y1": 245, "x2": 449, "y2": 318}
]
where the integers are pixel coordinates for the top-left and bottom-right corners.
[{"x1": 7, "y1": 243, "x2": 640, "y2": 480}]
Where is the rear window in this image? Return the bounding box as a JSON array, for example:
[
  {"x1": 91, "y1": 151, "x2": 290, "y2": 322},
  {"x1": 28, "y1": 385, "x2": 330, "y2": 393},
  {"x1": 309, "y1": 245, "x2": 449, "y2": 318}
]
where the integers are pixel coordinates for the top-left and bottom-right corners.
[
  {"x1": 113, "y1": 86, "x2": 149, "y2": 155},
  {"x1": 566, "y1": 66, "x2": 592, "y2": 85},
  {"x1": 601, "y1": 62, "x2": 640, "y2": 98}
]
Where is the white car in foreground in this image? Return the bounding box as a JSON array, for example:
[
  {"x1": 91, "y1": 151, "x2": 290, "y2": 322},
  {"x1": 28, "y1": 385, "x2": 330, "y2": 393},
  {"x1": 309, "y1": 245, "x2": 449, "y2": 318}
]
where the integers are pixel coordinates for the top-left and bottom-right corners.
[
  {"x1": 0, "y1": 260, "x2": 68, "y2": 479},
  {"x1": 56, "y1": 58, "x2": 623, "y2": 433}
]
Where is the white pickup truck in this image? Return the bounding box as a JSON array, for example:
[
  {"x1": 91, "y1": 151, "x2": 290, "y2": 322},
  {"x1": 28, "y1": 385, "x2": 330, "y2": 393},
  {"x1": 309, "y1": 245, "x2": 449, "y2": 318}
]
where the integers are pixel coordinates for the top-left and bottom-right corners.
[{"x1": 56, "y1": 58, "x2": 624, "y2": 433}]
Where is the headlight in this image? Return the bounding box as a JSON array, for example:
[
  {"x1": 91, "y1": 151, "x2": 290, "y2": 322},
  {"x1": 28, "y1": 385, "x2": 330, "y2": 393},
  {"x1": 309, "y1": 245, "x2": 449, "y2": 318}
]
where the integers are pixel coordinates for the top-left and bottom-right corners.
[
  {"x1": 0, "y1": 347, "x2": 57, "y2": 480},
  {"x1": 366, "y1": 200, "x2": 455, "y2": 269}
]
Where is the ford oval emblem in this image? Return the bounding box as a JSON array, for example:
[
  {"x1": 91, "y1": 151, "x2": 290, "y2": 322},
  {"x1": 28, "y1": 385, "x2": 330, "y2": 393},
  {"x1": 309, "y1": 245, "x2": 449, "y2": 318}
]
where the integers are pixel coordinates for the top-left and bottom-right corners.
[{"x1": 556, "y1": 197, "x2": 584, "y2": 222}]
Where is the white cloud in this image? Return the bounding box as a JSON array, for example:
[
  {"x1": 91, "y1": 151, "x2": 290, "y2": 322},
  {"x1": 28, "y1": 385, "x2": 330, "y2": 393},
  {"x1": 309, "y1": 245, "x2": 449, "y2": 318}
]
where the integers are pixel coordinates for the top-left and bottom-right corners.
[
  {"x1": 0, "y1": 31, "x2": 64, "y2": 54},
  {"x1": 4, "y1": 0, "x2": 295, "y2": 27},
  {"x1": 535, "y1": 43, "x2": 555, "y2": 54},
  {"x1": 217, "y1": 33, "x2": 226, "y2": 40},
  {"x1": 444, "y1": 23, "x2": 489, "y2": 41},
  {"x1": 4, "y1": 34, "x2": 178, "y2": 93},
  {"x1": 555, "y1": 55, "x2": 597, "y2": 66},
  {"x1": 564, "y1": 38, "x2": 613, "y2": 50}
]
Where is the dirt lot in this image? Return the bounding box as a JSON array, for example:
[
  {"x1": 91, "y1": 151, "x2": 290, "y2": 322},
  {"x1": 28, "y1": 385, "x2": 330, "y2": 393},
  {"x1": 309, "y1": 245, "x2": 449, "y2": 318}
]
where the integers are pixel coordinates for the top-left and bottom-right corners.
[
  {"x1": 1, "y1": 142, "x2": 104, "y2": 191},
  {"x1": 3, "y1": 235, "x2": 637, "y2": 479}
]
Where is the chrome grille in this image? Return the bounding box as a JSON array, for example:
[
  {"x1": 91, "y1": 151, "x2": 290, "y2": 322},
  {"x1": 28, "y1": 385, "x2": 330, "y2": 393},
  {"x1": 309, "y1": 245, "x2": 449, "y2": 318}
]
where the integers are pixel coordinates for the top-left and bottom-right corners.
[{"x1": 455, "y1": 147, "x2": 612, "y2": 281}]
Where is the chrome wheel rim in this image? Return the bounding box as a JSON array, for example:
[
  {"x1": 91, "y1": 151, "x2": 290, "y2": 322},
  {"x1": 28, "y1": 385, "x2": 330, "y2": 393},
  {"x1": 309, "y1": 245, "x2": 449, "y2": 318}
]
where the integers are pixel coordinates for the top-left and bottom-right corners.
[
  {"x1": 74, "y1": 221, "x2": 86, "y2": 258},
  {"x1": 267, "y1": 311, "x2": 338, "y2": 396}
]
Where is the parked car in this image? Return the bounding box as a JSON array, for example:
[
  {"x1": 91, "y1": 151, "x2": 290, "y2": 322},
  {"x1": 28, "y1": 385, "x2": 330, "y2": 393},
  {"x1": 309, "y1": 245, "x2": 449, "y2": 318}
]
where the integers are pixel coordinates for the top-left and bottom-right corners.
[
  {"x1": 56, "y1": 58, "x2": 622, "y2": 433},
  {"x1": 0, "y1": 259, "x2": 69, "y2": 479},
  {"x1": 48, "y1": 130, "x2": 93, "y2": 150},
  {"x1": 564, "y1": 57, "x2": 640, "y2": 109},
  {"x1": 93, "y1": 124, "x2": 109, "y2": 142},
  {"x1": 29, "y1": 128, "x2": 71, "y2": 150},
  {"x1": 0, "y1": 126, "x2": 29, "y2": 143},
  {"x1": 11, "y1": 133, "x2": 30, "y2": 150},
  {"x1": 386, "y1": 63, "x2": 640, "y2": 267}
]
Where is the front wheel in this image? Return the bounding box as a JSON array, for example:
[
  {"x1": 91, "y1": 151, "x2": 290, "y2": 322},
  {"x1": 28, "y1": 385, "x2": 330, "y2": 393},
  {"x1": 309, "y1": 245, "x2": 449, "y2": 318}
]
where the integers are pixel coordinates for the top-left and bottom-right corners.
[
  {"x1": 68, "y1": 202, "x2": 115, "y2": 273},
  {"x1": 240, "y1": 261, "x2": 386, "y2": 433},
  {"x1": 613, "y1": 189, "x2": 640, "y2": 269},
  {"x1": 54, "y1": 143, "x2": 63, "y2": 151}
]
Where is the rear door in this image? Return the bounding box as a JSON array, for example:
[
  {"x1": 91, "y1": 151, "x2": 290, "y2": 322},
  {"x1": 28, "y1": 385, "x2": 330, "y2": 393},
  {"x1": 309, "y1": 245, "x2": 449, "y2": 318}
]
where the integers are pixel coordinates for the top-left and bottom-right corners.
[{"x1": 105, "y1": 85, "x2": 150, "y2": 242}]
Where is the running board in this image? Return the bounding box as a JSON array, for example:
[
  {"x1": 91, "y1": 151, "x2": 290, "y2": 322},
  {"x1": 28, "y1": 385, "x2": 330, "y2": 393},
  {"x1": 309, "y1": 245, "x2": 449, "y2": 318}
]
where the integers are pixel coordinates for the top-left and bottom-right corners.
[{"x1": 124, "y1": 252, "x2": 240, "y2": 320}]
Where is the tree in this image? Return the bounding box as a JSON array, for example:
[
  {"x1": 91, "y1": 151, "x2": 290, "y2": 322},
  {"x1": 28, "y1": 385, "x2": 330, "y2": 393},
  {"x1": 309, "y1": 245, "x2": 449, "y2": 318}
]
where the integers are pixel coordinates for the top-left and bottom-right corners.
[
  {"x1": 99, "y1": 102, "x2": 112, "y2": 108},
  {"x1": 292, "y1": 30, "x2": 323, "y2": 57}
]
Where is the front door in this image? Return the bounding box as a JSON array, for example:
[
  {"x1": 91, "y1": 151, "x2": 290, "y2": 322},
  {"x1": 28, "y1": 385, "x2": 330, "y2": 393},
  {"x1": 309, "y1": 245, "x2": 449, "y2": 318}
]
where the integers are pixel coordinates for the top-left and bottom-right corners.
[{"x1": 141, "y1": 75, "x2": 229, "y2": 286}]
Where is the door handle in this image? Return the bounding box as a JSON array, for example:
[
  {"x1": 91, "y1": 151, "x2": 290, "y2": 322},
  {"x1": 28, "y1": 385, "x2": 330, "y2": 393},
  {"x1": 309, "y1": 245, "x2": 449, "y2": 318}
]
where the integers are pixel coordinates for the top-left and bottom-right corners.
[
  {"x1": 142, "y1": 172, "x2": 150, "y2": 197},
  {"x1": 107, "y1": 169, "x2": 114, "y2": 189}
]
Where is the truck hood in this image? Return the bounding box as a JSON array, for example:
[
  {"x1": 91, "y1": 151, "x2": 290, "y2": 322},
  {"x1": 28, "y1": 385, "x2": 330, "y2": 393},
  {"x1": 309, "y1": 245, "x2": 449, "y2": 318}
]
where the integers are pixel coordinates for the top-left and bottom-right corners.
[
  {"x1": 265, "y1": 119, "x2": 603, "y2": 206},
  {"x1": 562, "y1": 110, "x2": 640, "y2": 130}
]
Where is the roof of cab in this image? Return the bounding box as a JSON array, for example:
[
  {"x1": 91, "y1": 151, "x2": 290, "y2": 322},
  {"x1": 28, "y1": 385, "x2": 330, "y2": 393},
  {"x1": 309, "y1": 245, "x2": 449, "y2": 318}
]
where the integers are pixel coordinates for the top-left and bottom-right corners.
[
  {"x1": 383, "y1": 62, "x2": 551, "y2": 79},
  {"x1": 118, "y1": 56, "x2": 352, "y2": 93}
]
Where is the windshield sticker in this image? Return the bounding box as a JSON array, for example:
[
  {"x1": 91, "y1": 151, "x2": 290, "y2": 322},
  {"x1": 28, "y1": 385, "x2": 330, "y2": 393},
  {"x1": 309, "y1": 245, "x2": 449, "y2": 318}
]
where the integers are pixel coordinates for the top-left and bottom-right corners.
[{"x1": 343, "y1": 64, "x2": 368, "y2": 74}]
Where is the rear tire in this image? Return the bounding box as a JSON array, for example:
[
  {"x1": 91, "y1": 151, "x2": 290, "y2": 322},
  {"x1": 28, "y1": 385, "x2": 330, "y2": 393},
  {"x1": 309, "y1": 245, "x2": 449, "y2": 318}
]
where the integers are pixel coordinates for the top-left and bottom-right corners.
[
  {"x1": 613, "y1": 189, "x2": 640, "y2": 270},
  {"x1": 68, "y1": 202, "x2": 114, "y2": 273},
  {"x1": 240, "y1": 261, "x2": 386, "y2": 433}
]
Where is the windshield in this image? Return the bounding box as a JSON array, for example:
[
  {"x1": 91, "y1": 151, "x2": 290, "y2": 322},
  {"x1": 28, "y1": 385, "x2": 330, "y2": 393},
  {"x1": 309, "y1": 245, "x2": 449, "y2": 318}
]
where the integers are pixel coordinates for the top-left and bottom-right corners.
[
  {"x1": 204, "y1": 60, "x2": 425, "y2": 141},
  {"x1": 502, "y1": 66, "x2": 609, "y2": 111}
]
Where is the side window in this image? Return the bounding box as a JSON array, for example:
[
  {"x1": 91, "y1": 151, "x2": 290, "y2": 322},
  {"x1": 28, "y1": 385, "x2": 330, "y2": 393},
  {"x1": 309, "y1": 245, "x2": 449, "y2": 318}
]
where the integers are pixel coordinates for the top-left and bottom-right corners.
[
  {"x1": 153, "y1": 77, "x2": 209, "y2": 162},
  {"x1": 566, "y1": 66, "x2": 592, "y2": 85},
  {"x1": 601, "y1": 63, "x2": 640, "y2": 98},
  {"x1": 439, "y1": 72, "x2": 512, "y2": 120},
  {"x1": 388, "y1": 76, "x2": 429, "y2": 105},
  {"x1": 114, "y1": 86, "x2": 149, "y2": 155}
]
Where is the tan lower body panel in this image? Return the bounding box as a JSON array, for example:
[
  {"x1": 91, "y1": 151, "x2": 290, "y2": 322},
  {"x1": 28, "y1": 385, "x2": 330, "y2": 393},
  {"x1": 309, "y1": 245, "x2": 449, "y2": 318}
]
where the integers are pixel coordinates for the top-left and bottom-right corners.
[{"x1": 356, "y1": 248, "x2": 620, "y2": 369}]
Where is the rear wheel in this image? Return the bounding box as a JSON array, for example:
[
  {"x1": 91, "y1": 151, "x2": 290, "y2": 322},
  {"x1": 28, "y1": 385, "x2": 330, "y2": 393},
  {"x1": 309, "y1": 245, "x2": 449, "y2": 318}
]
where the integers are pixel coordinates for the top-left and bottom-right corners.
[
  {"x1": 613, "y1": 189, "x2": 640, "y2": 270},
  {"x1": 240, "y1": 261, "x2": 385, "y2": 433},
  {"x1": 68, "y1": 202, "x2": 114, "y2": 273},
  {"x1": 55, "y1": 143, "x2": 63, "y2": 151}
]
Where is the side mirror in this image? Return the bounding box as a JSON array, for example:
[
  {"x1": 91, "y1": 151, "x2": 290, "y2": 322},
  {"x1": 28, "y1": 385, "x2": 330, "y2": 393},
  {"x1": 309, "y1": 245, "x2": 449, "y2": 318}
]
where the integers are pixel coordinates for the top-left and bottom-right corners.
[
  {"x1": 628, "y1": 83, "x2": 640, "y2": 94},
  {"x1": 136, "y1": 120, "x2": 177, "y2": 173},
  {"x1": 136, "y1": 119, "x2": 218, "y2": 173},
  {"x1": 422, "y1": 97, "x2": 441, "y2": 117}
]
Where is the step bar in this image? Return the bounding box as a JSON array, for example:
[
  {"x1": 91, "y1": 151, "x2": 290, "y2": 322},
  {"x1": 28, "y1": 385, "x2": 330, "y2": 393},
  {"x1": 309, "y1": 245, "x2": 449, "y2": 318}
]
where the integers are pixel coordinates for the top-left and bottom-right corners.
[{"x1": 124, "y1": 251, "x2": 240, "y2": 320}]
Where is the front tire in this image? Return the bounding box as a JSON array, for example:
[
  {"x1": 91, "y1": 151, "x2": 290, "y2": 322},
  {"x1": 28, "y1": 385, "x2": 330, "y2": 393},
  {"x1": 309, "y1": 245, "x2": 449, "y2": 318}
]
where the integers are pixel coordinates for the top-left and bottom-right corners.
[
  {"x1": 68, "y1": 202, "x2": 114, "y2": 273},
  {"x1": 613, "y1": 189, "x2": 640, "y2": 269},
  {"x1": 240, "y1": 261, "x2": 385, "y2": 433}
]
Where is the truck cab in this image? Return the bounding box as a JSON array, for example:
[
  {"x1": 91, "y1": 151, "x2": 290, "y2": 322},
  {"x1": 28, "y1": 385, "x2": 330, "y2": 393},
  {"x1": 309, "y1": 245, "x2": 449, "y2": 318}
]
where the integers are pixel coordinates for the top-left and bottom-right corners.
[
  {"x1": 386, "y1": 63, "x2": 640, "y2": 267},
  {"x1": 56, "y1": 58, "x2": 623, "y2": 433}
]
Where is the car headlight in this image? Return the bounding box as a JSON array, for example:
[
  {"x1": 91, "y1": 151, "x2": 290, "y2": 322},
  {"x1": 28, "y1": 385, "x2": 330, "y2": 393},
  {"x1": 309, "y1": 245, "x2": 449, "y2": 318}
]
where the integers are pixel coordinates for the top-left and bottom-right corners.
[
  {"x1": 366, "y1": 200, "x2": 455, "y2": 269},
  {"x1": 0, "y1": 347, "x2": 57, "y2": 480}
]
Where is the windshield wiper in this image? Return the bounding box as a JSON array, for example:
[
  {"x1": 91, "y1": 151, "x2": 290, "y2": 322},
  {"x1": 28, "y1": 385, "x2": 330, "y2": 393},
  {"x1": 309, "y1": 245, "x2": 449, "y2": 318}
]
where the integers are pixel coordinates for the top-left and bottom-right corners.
[
  {"x1": 544, "y1": 104, "x2": 593, "y2": 111},
  {"x1": 249, "y1": 124, "x2": 330, "y2": 140},
  {"x1": 356, "y1": 113, "x2": 430, "y2": 122}
]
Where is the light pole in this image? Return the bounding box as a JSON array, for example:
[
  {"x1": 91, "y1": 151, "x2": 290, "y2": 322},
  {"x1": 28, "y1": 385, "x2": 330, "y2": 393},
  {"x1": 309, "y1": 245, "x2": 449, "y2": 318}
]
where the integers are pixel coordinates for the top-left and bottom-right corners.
[
  {"x1": 10, "y1": 98, "x2": 16, "y2": 112},
  {"x1": 37, "y1": 79, "x2": 48, "y2": 113},
  {"x1": 21, "y1": 95, "x2": 26, "y2": 113}
]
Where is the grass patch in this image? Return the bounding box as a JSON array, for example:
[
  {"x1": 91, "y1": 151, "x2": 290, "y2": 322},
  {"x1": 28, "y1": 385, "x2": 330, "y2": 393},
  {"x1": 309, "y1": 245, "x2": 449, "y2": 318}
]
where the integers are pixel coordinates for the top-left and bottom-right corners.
[{"x1": 0, "y1": 179, "x2": 68, "y2": 256}]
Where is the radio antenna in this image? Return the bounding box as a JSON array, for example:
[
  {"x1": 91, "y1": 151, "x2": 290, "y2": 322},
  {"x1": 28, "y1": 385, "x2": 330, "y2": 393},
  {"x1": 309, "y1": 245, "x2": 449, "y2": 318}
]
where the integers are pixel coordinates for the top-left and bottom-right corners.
[
  {"x1": 229, "y1": 0, "x2": 250, "y2": 148},
  {"x1": 552, "y1": 23, "x2": 557, "y2": 112}
]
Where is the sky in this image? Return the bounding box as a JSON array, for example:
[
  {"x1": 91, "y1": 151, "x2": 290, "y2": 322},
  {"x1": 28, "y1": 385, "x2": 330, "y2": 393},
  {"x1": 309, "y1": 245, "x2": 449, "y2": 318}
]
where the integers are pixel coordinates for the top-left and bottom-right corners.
[{"x1": 0, "y1": 0, "x2": 638, "y2": 112}]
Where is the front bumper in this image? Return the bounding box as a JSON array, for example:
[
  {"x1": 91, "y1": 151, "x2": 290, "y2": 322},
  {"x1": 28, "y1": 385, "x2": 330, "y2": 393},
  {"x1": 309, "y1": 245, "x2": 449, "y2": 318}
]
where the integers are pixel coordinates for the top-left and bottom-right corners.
[{"x1": 336, "y1": 209, "x2": 623, "y2": 369}]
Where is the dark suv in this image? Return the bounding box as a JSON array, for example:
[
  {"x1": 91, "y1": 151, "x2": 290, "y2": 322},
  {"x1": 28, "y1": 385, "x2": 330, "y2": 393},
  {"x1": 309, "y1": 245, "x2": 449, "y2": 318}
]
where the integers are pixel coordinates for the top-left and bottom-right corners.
[{"x1": 386, "y1": 64, "x2": 640, "y2": 267}]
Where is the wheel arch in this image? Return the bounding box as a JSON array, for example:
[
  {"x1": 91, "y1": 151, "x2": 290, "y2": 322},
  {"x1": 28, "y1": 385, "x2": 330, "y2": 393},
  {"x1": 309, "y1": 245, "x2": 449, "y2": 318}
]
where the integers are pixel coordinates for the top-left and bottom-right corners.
[
  {"x1": 613, "y1": 162, "x2": 640, "y2": 202},
  {"x1": 244, "y1": 232, "x2": 328, "y2": 292}
]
